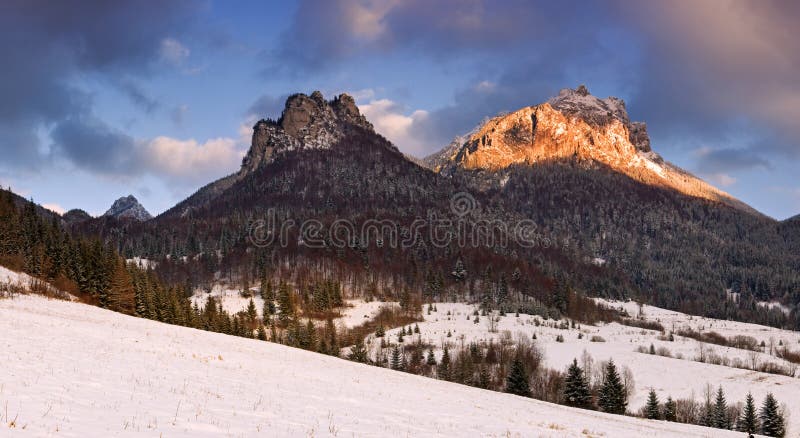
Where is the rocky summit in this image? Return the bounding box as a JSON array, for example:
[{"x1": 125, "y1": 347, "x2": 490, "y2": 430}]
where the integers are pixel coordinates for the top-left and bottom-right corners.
[
  {"x1": 239, "y1": 91, "x2": 373, "y2": 176},
  {"x1": 431, "y1": 85, "x2": 754, "y2": 214},
  {"x1": 103, "y1": 195, "x2": 152, "y2": 221}
]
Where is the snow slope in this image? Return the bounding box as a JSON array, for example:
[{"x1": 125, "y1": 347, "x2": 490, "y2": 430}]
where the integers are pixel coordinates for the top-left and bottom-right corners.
[
  {"x1": 0, "y1": 295, "x2": 740, "y2": 437},
  {"x1": 377, "y1": 302, "x2": 800, "y2": 435}
]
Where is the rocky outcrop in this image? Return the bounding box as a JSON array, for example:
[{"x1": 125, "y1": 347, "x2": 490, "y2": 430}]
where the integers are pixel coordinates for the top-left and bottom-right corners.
[
  {"x1": 434, "y1": 86, "x2": 757, "y2": 214},
  {"x1": 103, "y1": 195, "x2": 152, "y2": 221},
  {"x1": 239, "y1": 91, "x2": 374, "y2": 176}
]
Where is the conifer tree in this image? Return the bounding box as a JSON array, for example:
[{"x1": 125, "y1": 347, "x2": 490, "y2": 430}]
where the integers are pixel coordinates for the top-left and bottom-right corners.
[
  {"x1": 305, "y1": 319, "x2": 317, "y2": 351},
  {"x1": 759, "y1": 393, "x2": 785, "y2": 437},
  {"x1": 737, "y1": 392, "x2": 759, "y2": 434},
  {"x1": 426, "y1": 348, "x2": 437, "y2": 366},
  {"x1": 348, "y1": 338, "x2": 369, "y2": 363},
  {"x1": 375, "y1": 324, "x2": 385, "y2": 337},
  {"x1": 563, "y1": 359, "x2": 592, "y2": 409},
  {"x1": 325, "y1": 318, "x2": 338, "y2": 356},
  {"x1": 505, "y1": 355, "x2": 530, "y2": 397},
  {"x1": 713, "y1": 386, "x2": 730, "y2": 429},
  {"x1": 246, "y1": 298, "x2": 258, "y2": 323},
  {"x1": 477, "y1": 365, "x2": 491, "y2": 389},
  {"x1": 663, "y1": 397, "x2": 677, "y2": 422},
  {"x1": 390, "y1": 346, "x2": 403, "y2": 370},
  {"x1": 645, "y1": 389, "x2": 660, "y2": 420},
  {"x1": 256, "y1": 325, "x2": 267, "y2": 341},
  {"x1": 277, "y1": 282, "x2": 294, "y2": 324},
  {"x1": 598, "y1": 359, "x2": 627, "y2": 415},
  {"x1": 438, "y1": 347, "x2": 452, "y2": 381},
  {"x1": 109, "y1": 259, "x2": 136, "y2": 315}
]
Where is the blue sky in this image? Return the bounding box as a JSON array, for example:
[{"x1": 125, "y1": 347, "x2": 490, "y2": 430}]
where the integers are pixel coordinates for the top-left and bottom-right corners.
[{"x1": 2, "y1": 0, "x2": 800, "y2": 219}]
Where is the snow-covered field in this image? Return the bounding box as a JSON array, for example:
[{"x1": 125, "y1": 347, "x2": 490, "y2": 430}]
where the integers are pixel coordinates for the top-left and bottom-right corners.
[
  {"x1": 374, "y1": 301, "x2": 800, "y2": 434},
  {"x1": 0, "y1": 295, "x2": 743, "y2": 437},
  {"x1": 191, "y1": 285, "x2": 265, "y2": 317},
  {"x1": 0, "y1": 266, "x2": 71, "y2": 300}
]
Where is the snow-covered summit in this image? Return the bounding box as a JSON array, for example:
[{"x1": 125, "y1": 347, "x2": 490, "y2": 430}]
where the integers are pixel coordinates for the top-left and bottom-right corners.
[{"x1": 103, "y1": 195, "x2": 152, "y2": 221}]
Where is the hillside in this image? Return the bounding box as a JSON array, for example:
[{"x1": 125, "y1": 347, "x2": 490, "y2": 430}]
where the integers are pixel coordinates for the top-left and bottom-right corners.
[
  {"x1": 62, "y1": 89, "x2": 800, "y2": 329},
  {"x1": 0, "y1": 294, "x2": 742, "y2": 437}
]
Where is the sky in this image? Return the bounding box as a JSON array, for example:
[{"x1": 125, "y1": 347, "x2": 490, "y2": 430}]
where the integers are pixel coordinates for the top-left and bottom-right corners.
[{"x1": 1, "y1": 0, "x2": 800, "y2": 219}]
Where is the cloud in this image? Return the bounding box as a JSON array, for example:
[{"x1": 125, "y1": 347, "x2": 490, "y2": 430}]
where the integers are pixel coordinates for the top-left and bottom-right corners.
[
  {"x1": 159, "y1": 38, "x2": 191, "y2": 66},
  {"x1": 117, "y1": 78, "x2": 160, "y2": 113},
  {"x1": 358, "y1": 98, "x2": 430, "y2": 155},
  {"x1": 48, "y1": 115, "x2": 245, "y2": 186},
  {"x1": 0, "y1": 1, "x2": 199, "y2": 170},
  {"x1": 705, "y1": 174, "x2": 737, "y2": 188},
  {"x1": 692, "y1": 147, "x2": 771, "y2": 174},
  {"x1": 273, "y1": 0, "x2": 800, "y2": 163},
  {"x1": 271, "y1": 0, "x2": 557, "y2": 73},
  {"x1": 143, "y1": 136, "x2": 245, "y2": 185},
  {"x1": 42, "y1": 203, "x2": 66, "y2": 215},
  {"x1": 50, "y1": 116, "x2": 140, "y2": 176},
  {"x1": 620, "y1": 1, "x2": 800, "y2": 156}
]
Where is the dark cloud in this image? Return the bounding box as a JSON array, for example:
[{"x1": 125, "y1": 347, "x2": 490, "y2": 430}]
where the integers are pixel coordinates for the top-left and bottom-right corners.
[
  {"x1": 277, "y1": 0, "x2": 800, "y2": 164},
  {"x1": 117, "y1": 79, "x2": 160, "y2": 114},
  {"x1": 694, "y1": 148, "x2": 772, "y2": 175},
  {"x1": 271, "y1": 0, "x2": 572, "y2": 74},
  {"x1": 0, "y1": 0, "x2": 199, "y2": 171},
  {"x1": 50, "y1": 117, "x2": 140, "y2": 176}
]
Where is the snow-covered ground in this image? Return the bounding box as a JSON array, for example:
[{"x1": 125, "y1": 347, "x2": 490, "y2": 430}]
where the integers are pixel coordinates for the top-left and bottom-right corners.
[
  {"x1": 375, "y1": 301, "x2": 800, "y2": 434},
  {"x1": 0, "y1": 295, "x2": 742, "y2": 437},
  {"x1": 191, "y1": 285, "x2": 264, "y2": 317},
  {"x1": 0, "y1": 266, "x2": 71, "y2": 300}
]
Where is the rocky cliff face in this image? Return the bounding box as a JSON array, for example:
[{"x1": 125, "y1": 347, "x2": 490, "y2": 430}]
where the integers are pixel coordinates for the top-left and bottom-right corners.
[
  {"x1": 104, "y1": 195, "x2": 152, "y2": 221},
  {"x1": 435, "y1": 86, "x2": 755, "y2": 214},
  {"x1": 239, "y1": 91, "x2": 373, "y2": 176}
]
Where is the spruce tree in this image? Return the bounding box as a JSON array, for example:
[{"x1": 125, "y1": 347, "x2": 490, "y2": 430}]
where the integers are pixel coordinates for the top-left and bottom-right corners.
[
  {"x1": 737, "y1": 392, "x2": 759, "y2": 434},
  {"x1": 426, "y1": 348, "x2": 437, "y2": 366},
  {"x1": 390, "y1": 346, "x2": 403, "y2": 370},
  {"x1": 563, "y1": 359, "x2": 592, "y2": 409},
  {"x1": 663, "y1": 397, "x2": 677, "y2": 422},
  {"x1": 108, "y1": 259, "x2": 136, "y2": 315},
  {"x1": 645, "y1": 389, "x2": 660, "y2": 420},
  {"x1": 277, "y1": 282, "x2": 294, "y2": 324},
  {"x1": 438, "y1": 347, "x2": 451, "y2": 381},
  {"x1": 713, "y1": 386, "x2": 730, "y2": 429},
  {"x1": 759, "y1": 393, "x2": 785, "y2": 437},
  {"x1": 246, "y1": 298, "x2": 258, "y2": 323},
  {"x1": 256, "y1": 325, "x2": 267, "y2": 341},
  {"x1": 598, "y1": 359, "x2": 627, "y2": 415},
  {"x1": 348, "y1": 338, "x2": 369, "y2": 363},
  {"x1": 505, "y1": 355, "x2": 530, "y2": 397},
  {"x1": 476, "y1": 365, "x2": 490, "y2": 389}
]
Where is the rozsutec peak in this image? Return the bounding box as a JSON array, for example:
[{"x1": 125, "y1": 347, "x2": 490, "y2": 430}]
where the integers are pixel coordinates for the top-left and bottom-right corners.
[
  {"x1": 433, "y1": 85, "x2": 755, "y2": 214},
  {"x1": 239, "y1": 91, "x2": 374, "y2": 175},
  {"x1": 103, "y1": 195, "x2": 152, "y2": 221}
]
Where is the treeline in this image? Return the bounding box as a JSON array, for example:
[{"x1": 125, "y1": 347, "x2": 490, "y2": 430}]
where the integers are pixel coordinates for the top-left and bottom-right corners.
[
  {"x1": 641, "y1": 385, "x2": 786, "y2": 437},
  {"x1": 0, "y1": 189, "x2": 135, "y2": 312}
]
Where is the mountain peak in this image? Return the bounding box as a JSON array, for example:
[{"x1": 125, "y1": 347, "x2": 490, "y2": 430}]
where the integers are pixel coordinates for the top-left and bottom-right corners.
[
  {"x1": 239, "y1": 91, "x2": 373, "y2": 175},
  {"x1": 432, "y1": 85, "x2": 755, "y2": 214},
  {"x1": 104, "y1": 195, "x2": 152, "y2": 221}
]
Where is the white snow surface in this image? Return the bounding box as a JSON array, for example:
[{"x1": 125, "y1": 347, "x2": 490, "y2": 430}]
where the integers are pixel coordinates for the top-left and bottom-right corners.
[
  {"x1": 377, "y1": 301, "x2": 800, "y2": 435},
  {"x1": 191, "y1": 285, "x2": 264, "y2": 317},
  {"x1": 0, "y1": 266, "x2": 72, "y2": 299},
  {"x1": 0, "y1": 295, "x2": 742, "y2": 437}
]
